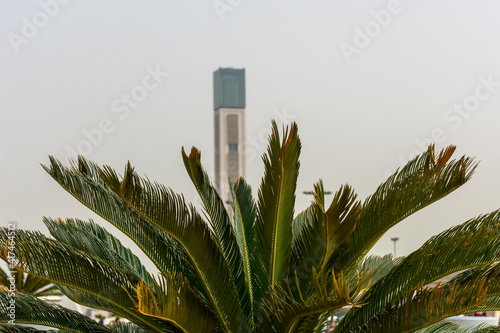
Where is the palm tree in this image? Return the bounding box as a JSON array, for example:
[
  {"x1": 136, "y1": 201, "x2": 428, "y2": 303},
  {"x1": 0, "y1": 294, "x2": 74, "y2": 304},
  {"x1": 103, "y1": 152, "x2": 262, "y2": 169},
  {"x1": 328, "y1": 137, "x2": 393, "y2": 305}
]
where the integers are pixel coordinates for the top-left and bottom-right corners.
[{"x1": 1, "y1": 121, "x2": 499, "y2": 332}]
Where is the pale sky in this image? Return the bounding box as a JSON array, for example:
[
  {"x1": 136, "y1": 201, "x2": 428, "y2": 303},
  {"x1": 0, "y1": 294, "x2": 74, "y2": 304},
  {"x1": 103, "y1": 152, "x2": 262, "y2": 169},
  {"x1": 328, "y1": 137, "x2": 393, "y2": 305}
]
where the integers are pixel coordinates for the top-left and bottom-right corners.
[{"x1": 1, "y1": 0, "x2": 500, "y2": 274}]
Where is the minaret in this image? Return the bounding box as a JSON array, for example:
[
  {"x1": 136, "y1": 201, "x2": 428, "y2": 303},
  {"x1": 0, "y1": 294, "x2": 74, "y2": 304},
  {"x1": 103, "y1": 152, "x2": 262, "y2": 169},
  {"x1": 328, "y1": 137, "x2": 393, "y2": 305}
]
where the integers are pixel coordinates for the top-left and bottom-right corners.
[{"x1": 213, "y1": 68, "x2": 246, "y2": 209}]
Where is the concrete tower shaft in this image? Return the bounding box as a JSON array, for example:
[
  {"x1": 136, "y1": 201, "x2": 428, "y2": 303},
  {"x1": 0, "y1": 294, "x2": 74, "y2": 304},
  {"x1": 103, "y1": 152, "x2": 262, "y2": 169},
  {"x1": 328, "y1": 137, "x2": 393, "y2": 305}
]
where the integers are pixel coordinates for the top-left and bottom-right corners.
[{"x1": 213, "y1": 68, "x2": 246, "y2": 208}]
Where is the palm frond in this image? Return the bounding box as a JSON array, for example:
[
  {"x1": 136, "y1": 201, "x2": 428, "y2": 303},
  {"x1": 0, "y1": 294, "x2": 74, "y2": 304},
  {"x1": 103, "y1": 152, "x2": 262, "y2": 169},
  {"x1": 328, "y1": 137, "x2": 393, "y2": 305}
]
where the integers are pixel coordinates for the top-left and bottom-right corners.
[
  {"x1": 0, "y1": 289, "x2": 110, "y2": 332},
  {"x1": 43, "y1": 156, "x2": 208, "y2": 304},
  {"x1": 230, "y1": 178, "x2": 257, "y2": 320},
  {"x1": 319, "y1": 182, "x2": 360, "y2": 277},
  {"x1": 331, "y1": 145, "x2": 477, "y2": 273},
  {"x1": 337, "y1": 210, "x2": 500, "y2": 332},
  {"x1": 136, "y1": 272, "x2": 218, "y2": 333},
  {"x1": 253, "y1": 121, "x2": 301, "y2": 301},
  {"x1": 0, "y1": 228, "x2": 169, "y2": 333},
  {"x1": 43, "y1": 217, "x2": 154, "y2": 287},
  {"x1": 182, "y1": 147, "x2": 251, "y2": 317}
]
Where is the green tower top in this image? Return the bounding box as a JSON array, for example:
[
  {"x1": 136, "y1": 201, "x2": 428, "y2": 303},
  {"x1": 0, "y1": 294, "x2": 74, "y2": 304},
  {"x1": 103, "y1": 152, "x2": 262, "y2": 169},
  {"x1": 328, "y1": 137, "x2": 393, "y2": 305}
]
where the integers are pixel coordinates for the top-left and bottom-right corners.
[{"x1": 213, "y1": 68, "x2": 245, "y2": 110}]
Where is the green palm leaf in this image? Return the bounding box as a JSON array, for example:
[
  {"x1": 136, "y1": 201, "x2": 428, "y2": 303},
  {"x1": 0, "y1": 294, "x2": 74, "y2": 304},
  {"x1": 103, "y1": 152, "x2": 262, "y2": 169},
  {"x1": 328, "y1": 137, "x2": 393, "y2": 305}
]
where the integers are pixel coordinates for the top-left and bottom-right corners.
[
  {"x1": 315, "y1": 182, "x2": 360, "y2": 278},
  {"x1": 230, "y1": 178, "x2": 257, "y2": 321},
  {"x1": 43, "y1": 217, "x2": 154, "y2": 287},
  {"x1": 331, "y1": 145, "x2": 477, "y2": 274},
  {"x1": 182, "y1": 147, "x2": 251, "y2": 317},
  {"x1": 253, "y1": 121, "x2": 301, "y2": 300},
  {"x1": 0, "y1": 288, "x2": 110, "y2": 332}
]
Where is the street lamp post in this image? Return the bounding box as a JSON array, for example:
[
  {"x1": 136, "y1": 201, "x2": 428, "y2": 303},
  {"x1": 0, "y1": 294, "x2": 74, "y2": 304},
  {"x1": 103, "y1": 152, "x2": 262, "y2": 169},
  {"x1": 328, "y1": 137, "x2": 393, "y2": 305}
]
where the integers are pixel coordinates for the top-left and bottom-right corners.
[{"x1": 390, "y1": 237, "x2": 399, "y2": 257}]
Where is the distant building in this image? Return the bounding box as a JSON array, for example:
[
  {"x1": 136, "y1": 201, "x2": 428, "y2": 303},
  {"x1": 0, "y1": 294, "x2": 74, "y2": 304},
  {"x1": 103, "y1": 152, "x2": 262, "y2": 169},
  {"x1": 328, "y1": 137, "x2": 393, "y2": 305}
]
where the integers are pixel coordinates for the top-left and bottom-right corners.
[{"x1": 213, "y1": 68, "x2": 246, "y2": 210}]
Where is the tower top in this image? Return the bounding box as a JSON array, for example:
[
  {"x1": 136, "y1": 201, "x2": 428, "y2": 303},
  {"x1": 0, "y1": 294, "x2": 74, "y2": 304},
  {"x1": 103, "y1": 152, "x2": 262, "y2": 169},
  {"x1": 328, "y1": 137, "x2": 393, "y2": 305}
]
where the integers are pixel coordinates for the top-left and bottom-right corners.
[{"x1": 213, "y1": 68, "x2": 245, "y2": 110}]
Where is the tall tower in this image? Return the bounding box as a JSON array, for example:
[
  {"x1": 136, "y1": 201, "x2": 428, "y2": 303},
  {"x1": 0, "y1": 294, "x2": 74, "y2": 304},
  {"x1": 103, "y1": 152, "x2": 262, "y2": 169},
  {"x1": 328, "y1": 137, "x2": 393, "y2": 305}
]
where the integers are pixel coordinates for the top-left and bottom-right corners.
[{"x1": 213, "y1": 68, "x2": 246, "y2": 207}]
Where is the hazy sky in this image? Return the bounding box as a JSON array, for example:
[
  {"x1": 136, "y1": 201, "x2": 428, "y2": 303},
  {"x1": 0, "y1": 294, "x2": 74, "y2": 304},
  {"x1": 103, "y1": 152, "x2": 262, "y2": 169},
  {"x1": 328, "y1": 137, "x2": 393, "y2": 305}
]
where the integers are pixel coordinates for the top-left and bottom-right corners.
[{"x1": 1, "y1": 1, "x2": 500, "y2": 272}]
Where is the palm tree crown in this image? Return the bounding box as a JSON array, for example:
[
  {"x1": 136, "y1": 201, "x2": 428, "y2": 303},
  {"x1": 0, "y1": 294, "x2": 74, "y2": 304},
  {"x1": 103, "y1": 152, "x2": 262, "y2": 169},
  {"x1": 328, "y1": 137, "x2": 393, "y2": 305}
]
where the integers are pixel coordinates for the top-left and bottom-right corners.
[{"x1": 1, "y1": 121, "x2": 499, "y2": 332}]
